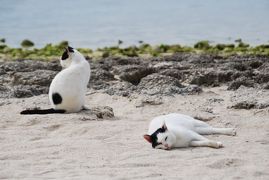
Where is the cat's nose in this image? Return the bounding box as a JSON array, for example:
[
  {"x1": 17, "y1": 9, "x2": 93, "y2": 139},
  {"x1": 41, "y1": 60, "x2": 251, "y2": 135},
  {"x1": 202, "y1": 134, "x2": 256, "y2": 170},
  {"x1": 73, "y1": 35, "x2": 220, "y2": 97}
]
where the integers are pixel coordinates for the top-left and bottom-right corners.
[{"x1": 164, "y1": 144, "x2": 170, "y2": 148}]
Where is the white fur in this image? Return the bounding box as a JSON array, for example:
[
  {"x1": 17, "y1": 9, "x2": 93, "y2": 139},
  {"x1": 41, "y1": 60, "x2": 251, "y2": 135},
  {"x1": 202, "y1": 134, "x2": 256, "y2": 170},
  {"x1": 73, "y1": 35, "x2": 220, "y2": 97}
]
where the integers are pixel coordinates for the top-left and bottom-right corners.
[
  {"x1": 48, "y1": 49, "x2": 90, "y2": 112},
  {"x1": 146, "y1": 113, "x2": 236, "y2": 150}
]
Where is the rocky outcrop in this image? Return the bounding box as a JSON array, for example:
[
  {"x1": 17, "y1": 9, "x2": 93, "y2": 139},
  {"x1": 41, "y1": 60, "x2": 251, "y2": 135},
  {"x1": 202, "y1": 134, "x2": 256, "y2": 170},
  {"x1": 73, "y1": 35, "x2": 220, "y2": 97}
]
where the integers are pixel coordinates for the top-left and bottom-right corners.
[
  {"x1": 229, "y1": 86, "x2": 269, "y2": 109},
  {"x1": 0, "y1": 53, "x2": 269, "y2": 98},
  {"x1": 118, "y1": 65, "x2": 155, "y2": 85}
]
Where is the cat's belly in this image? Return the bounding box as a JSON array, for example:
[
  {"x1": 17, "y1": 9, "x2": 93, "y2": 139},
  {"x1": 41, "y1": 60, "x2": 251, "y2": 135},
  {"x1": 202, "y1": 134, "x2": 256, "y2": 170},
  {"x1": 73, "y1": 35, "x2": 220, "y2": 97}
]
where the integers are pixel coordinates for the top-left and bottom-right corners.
[
  {"x1": 174, "y1": 140, "x2": 190, "y2": 148},
  {"x1": 171, "y1": 127, "x2": 194, "y2": 148}
]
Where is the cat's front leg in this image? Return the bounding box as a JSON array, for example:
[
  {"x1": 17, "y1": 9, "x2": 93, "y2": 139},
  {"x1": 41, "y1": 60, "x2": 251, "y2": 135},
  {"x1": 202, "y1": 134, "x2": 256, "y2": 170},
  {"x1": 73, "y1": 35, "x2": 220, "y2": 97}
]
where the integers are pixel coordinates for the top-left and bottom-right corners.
[
  {"x1": 82, "y1": 105, "x2": 90, "y2": 111},
  {"x1": 189, "y1": 140, "x2": 223, "y2": 148}
]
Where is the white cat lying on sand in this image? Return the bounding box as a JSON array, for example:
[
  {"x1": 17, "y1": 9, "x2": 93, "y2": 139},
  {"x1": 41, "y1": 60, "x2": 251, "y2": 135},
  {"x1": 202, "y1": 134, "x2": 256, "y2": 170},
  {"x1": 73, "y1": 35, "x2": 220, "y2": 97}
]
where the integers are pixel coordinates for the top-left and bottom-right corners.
[{"x1": 144, "y1": 113, "x2": 236, "y2": 150}]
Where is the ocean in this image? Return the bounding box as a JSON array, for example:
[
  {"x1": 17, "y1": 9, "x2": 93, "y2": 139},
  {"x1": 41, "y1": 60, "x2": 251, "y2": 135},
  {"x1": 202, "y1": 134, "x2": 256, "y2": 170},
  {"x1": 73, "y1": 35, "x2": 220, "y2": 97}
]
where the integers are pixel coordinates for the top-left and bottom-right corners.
[{"x1": 0, "y1": 0, "x2": 268, "y2": 48}]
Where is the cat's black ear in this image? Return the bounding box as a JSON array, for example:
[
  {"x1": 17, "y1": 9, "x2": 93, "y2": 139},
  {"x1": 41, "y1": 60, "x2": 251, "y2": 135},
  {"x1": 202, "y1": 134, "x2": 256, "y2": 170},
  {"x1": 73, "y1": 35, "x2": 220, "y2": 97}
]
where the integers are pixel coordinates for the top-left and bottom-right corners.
[
  {"x1": 162, "y1": 123, "x2": 168, "y2": 131},
  {"x1": 143, "y1": 135, "x2": 152, "y2": 143},
  {"x1": 67, "y1": 46, "x2": 74, "y2": 53}
]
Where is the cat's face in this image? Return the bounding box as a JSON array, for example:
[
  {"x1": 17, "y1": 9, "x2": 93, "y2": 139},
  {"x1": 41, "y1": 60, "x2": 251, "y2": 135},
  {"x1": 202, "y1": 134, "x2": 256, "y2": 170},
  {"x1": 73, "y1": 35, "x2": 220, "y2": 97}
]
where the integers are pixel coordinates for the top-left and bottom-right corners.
[
  {"x1": 60, "y1": 46, "x2": 75, "y2": 68},
  {"x1": 144, "y1": 123, "x2": 176, "y2": 150}
]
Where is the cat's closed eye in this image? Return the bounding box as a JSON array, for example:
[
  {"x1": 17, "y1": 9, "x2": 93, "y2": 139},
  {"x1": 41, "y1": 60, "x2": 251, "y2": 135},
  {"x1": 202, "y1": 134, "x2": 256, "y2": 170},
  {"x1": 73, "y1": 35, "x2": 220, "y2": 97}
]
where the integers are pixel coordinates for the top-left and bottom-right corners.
[{"x1": 165, "y1": 136, "x2": 168, "y2": 141}]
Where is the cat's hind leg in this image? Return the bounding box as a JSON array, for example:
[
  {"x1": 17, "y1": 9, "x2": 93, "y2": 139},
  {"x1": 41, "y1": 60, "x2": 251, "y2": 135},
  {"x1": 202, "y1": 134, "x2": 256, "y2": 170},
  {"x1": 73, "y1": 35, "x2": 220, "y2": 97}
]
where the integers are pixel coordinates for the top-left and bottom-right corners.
[
  {"x1": 190, "y1": 140, "x2": 223, "y2": 148},
  {"x1": 193, "y1": 119, "x2": 211, "y2": 128},
  {"x1": 195, "y1": 127, "x2": 236, "y2": 136},
  {"x1": 188, "y1": 130, "x2": 223, "y2": 148}
]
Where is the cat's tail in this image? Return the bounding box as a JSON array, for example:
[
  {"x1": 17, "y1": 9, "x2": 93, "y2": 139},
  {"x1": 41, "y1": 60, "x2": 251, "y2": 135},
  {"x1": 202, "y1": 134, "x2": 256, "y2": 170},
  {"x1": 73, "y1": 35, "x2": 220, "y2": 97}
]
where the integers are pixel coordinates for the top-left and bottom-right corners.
[{"x1": 20, "y1": 108, "x2": 66, "y2": 115}]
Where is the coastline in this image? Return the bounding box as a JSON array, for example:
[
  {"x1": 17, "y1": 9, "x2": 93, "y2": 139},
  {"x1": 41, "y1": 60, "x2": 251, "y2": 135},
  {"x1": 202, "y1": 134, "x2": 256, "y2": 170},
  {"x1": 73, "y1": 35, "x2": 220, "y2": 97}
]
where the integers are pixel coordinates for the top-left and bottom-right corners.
[{"x1": 0, "y1": 40, "x2": 269, "y2": 61}]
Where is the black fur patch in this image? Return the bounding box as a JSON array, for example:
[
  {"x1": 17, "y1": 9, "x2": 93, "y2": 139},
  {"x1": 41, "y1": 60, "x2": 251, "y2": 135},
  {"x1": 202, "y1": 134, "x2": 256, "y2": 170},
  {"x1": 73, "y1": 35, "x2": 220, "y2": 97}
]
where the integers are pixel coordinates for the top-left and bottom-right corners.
[
  {"x1": 68, "y1": 46, "x2": 74, "y2": 52},
  {"x1": 52, "y1": 93, "x2": 62, "y2": 105},
  {"x1": 61, "y1": 50, "x2": 69, "y2": 60},
  {"x1": 150, "y1": 127, "x2": 166, "y2": 148}
]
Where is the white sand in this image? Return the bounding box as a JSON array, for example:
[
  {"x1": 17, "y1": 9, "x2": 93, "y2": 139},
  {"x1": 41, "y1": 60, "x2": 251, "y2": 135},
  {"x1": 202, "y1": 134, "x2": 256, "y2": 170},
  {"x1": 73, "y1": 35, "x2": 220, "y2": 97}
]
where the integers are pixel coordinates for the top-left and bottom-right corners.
[{"x1": 0, "y1": 86, "x2": 269, "y2": 180}]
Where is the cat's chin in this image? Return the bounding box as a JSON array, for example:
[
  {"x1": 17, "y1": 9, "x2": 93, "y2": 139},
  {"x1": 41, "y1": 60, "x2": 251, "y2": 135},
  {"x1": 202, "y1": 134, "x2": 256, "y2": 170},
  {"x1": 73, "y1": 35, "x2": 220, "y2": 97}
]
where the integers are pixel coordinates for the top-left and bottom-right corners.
[
  {"x1": 165, "y1": 147, "x2": 172, "y2": 150},
  {"x1": 159, "y1": 145, "x2": 172, "y2": 150},
  {"x1": 164, "y1": 144, "x2": 172, "y2": 150}
]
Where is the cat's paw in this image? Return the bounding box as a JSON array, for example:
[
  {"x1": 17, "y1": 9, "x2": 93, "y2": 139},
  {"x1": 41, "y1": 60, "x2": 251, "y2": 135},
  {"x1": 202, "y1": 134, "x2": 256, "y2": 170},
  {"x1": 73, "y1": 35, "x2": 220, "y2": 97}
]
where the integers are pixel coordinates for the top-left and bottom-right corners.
[
  {"x1": 215, "y1": 142, "x2": 223, "y2": 148},
  {"x1": 231, "y1": 128, "x2": 237, "y2": 136}
]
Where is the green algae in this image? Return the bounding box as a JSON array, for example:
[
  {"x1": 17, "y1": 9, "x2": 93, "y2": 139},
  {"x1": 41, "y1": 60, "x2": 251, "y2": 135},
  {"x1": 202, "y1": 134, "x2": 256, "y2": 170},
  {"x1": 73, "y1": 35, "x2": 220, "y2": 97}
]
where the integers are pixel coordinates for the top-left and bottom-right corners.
[{"x1": 0, "y1": 39, "x2": 269, "y2": 61}]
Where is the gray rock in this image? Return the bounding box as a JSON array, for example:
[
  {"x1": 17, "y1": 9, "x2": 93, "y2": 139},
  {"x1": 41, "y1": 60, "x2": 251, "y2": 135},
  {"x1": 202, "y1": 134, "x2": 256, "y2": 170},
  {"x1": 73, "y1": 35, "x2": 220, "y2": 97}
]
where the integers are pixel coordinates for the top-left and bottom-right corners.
[
  {"x1": 228, "y1": 77, "x2": 254, "y2": 90},
  {"x1": 137, "y1": 74, "x2": 184, "y2": 96},
  {"x1": 78, "y1": 106, "x2": 115, "y2": 121},
  {"x1": 91, "y1": 106, "x2": 114, "y2": 119},
  {"x1": 10, "y1": 70, "x2": 57, "y2": 86},
  {"x1": 1, "y1": 54, "x2": 269, "y2": 99},
  {"x1": 248, "y1": 60, "x2": 263, "y2": 69},
  {"x1": 0, "y1": 60, "x2": 61, "y2": 73},
  {"x1": 89, "y1": 69, "x2": 115, "y2": 90},
  {"x1": 208, "y1": 98, "x2": 224, "y2": 103},
  {"x1": 0, "y1": 85, "x2": 10, "y2": 98},
  {"x1": 254, "y1": 73, "x2": 269, "y2": 83},
  {"x1": 0, "y1": 60, "x2": 60, "y2": 98},
  {"x1": 180, "y1": 85, "x2": 202, "y2": 95},
  {"x1": 262, "y1": 83, "x2": 269, "y2": 90},
  {"x1": 159, "y1": 69, "x2": 183, "y2": 80},
  {"x1": 12, "y1": 85, "x2": 49, "y2": 98},
  {"x1": 190, "y1": 70, "x2": 234, "y2": 86},
  {"x1": 230, "y1": 100, "x2": 257, "y2": 109},
  {"x1": 104, "y1": 81, "x2": 136, "y2": 97},
  {"x1": 230, "y1": 62, "x2": 249, "y2": 71},
  {"x1": 230, "y1": 86, "x2": 269, "y2": 109},
  {"x1": 90, "y1": 69, "x2": 115, "y2": 82},
  {"x1": 256, "y1": 102, "x2": 269, "y2": 109},
  {"x1": 135, "y1": 95, "x2": 163, "y2": 107},
  {"x1": 118, "y1": 65, "x2": 155, "y2": 85}
]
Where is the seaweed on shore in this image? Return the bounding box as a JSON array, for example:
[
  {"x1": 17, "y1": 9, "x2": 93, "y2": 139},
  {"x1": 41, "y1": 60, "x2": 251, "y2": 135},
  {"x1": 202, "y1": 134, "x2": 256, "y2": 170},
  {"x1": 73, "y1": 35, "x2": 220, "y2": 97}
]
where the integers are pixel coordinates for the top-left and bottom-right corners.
[{"x1": 0, "y1": 39, "x2": 269, "y2": 61}]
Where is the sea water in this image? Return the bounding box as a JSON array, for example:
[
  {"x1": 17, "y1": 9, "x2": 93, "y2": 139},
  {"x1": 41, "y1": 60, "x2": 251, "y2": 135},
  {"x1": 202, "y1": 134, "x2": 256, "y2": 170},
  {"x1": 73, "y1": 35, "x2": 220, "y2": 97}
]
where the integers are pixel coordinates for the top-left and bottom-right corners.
[{"x1": 0, "y1": 0, "x2": 268, "y2": 48}]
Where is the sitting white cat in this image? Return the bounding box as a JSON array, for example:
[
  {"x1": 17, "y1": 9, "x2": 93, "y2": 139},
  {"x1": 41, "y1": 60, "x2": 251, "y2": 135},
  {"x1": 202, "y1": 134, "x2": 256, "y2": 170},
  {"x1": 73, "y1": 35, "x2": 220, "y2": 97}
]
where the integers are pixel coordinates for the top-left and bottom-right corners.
[
  {"x1": 20, "y1": 46, "x2": 90, "y2": 114},
  {"x1": 144, "y1": 113, "x2": 236, "y2": 150}
]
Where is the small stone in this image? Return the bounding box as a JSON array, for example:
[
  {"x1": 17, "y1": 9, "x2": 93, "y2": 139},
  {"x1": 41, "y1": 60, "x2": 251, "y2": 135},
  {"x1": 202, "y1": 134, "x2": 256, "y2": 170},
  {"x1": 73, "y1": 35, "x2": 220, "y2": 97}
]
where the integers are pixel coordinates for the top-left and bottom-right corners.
[
  {"x1": 135, "y1": 96, "x2": 163, "y2": 107},
  {"x1": 230, "y1": 100, "x2": 257, "y2": 109},
  {"x1": 91, "y1": 106, "x2": 114, "y2": 119}
]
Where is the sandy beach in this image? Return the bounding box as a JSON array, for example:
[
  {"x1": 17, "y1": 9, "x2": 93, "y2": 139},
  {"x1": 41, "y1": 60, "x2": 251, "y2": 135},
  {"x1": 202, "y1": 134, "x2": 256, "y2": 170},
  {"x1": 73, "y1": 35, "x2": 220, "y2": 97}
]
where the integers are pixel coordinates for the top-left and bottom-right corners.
[{"x1": 1, "y1": 84, "x2": 269, "y2": 179}]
